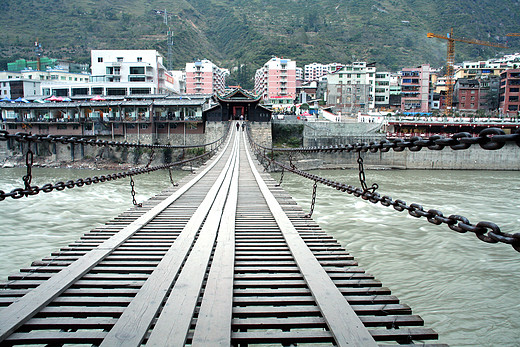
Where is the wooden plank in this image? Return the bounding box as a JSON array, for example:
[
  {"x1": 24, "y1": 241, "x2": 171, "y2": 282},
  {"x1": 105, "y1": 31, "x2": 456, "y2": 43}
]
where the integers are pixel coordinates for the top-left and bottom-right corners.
[
  {"x1": 5, "y1": 331, "x2": 106, "y2": 344},
  {"x1": 243, "y1": 134, "x2": 377, "y2": 347},
  {"x1": 191, "y1": 133, "x2": 240, "y2": 345},
  {"x1": 0, "y1": 134, "x2": 234, "y2": 343},
  {"x1": 370, "y1": 328, "x2": 439, "y2": 341},
  {"x1": 100, "y1": 132, "x2": 239, "y2": 347},
  {"x1": 231, "y1": 330, "x2": 334, "y2": 344}
]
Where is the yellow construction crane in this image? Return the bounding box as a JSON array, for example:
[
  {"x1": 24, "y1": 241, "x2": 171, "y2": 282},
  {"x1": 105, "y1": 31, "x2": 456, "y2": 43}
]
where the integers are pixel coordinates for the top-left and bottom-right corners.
[{"x1": 427, "y1": 28, "x2": 507, "y2": 114}]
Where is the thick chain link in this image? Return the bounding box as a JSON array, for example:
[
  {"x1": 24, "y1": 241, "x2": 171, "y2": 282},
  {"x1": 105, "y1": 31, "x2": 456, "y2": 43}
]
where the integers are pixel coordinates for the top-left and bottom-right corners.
[
  {"x1": 0, "y1": 130, "x2": 225, "y2": 150},
  {"x1": 0, "y1": 125, "x2": 232, "y2": 202},
  {"x1": 0, "y1": 147, "x2": 217, "y2": 202},
  {"x1": 357, "y1": 152, "x2": 378, "y2": 194},
  {"x1": 129, "y1": 176, "x2": 142, "y2": 207},
  {"x1": 248, "y1": 136, "x2": 520, "y2": 253},
  {"x1": 304, "y1": 181, "x2": 318, "y2": 218},
  {"x1": 168, "y1": 167, "x2": 179, "y2": 187},
  {"x1": 257, "y1": 127, "x2": 520, "y2": 154}
]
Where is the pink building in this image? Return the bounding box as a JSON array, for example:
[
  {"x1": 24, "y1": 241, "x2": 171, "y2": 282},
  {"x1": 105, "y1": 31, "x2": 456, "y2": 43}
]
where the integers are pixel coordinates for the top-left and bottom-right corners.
[
  {"x1": 400, "y1": 64, "x2": 431, "y2": 113},
  {"x1": 255, "y1": 57, "x2": 297, "y2": 108},
  {"x1": 185, "y1": 60, "x2": 228, "y2": 95}
]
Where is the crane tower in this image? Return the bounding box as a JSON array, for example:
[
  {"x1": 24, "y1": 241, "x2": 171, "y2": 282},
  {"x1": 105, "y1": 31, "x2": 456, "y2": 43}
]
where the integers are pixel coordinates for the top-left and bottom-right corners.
[{"x1": 427, "y1": 28, "x2": 507, "y2": 114}]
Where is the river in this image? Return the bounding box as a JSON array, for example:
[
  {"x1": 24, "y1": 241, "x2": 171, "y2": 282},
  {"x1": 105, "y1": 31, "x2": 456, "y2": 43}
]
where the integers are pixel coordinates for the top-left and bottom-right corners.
[{"x1": 0, "y1": 167, "x2": 518, "y2": 346}]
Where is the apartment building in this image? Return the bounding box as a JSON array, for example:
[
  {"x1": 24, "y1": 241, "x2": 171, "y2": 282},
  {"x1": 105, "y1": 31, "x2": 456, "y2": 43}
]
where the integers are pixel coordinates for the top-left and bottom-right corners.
[
  {"x1": 325, "y1": 62, "x2": 376, "y2": 114},
  {"x1": 0, "y1": 79, "x2": 41, "y2": 99},
  {"x1": 254, "y1": 57, "x2": 297, "y2": 108},
  {"x1": 185, "y1": 59, "x2": 228, "y2": 95},
  {"x1": 304, "y1": 62, "x2": 343, "y2": 82},
  {"x1": 374, "y1": 72, "x2": 391, "y2": 109},
  {"x1": 455, "y1": 61, "x2": 505, "y2": 80},
  {"x1": 499, "y1": 69, "x2": 520, "y2": 116},
  {"x1": 454, "y1": 78, "x2": 480, "y2": 113},
  {"x1": 90, "y1": 50, "x2": 169, "y2": 93},
  {"x1": 400, "y1": 64, "x2": 430, "y2": 113},
  {"x1": 37, "y1": 50, "x2": 175, "y2": 97},
  {"x1": 0, "y1": 70, "x2": 90, "y2": 84}
]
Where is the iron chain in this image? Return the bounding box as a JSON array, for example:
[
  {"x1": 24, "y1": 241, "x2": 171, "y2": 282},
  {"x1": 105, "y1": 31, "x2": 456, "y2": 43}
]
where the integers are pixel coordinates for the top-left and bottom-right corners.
[
  {"x1": 129, "y1": 176, "x2": 142, "y2": 207},
  {"x1": 305, "y1": 180, "x2": 318, "y2": 218},
  {"x1": 249, "y1": 137, "x2": 520, "y2": 253},
  {"x1": 0, "y1": 130, "x2": 225, "y2": 150},
  {"x1": 254, "y1": 128, "x2": 520, "y2": 154}
]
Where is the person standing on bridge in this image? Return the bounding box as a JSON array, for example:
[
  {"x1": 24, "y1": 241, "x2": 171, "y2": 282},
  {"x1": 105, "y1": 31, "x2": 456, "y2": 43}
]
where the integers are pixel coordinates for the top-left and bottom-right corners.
[{"x1": 236, "y1": 122, "x2": 240, "y2": 131}]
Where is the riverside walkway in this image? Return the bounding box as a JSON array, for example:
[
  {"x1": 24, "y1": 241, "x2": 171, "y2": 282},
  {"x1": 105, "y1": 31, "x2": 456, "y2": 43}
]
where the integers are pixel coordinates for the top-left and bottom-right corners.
[{"x1": 0, "y1": 127, "x2": 440, "y2": 346}]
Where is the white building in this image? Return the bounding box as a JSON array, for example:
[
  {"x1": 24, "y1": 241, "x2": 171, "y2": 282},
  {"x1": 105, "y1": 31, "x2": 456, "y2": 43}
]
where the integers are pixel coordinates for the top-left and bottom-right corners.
[
  {"x1": 374, "y1": 72, "x2": 391, "y2": 109},
  {"x1": 326, "y1": 62, "x2": 377, "y2": 114},
  {"x1": 304, "y1": 62, "x2": 344, "y2": 82},
  {"x1": 0, "y1": 79, "x2": 41, "y2": 99},
  {"x1": 89, "y1": 49, "x2": 172, "y2": 95},
  {"x1": 37, "y1": 50, "x2": 178, "y2": 97},
  {"x1": 0, "y1": 69, "x2": 90, "y2": 83}
]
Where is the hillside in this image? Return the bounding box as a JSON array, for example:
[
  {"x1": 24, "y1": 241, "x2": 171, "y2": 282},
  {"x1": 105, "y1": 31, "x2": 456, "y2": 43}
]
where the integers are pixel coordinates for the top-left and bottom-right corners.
[{"x1": 1, "y1": 0, "x2": 519, "y2": 88}]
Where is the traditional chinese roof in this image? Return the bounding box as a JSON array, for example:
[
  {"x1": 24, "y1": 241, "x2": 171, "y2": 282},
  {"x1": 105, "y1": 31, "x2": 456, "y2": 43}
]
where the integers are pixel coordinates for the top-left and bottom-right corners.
[{"x1": 217, "y1": 88, "x2": 261, "y2": 102}]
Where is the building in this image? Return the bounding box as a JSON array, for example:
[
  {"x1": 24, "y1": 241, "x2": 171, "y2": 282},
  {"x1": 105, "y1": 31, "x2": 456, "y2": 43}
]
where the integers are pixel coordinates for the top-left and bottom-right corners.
[
  {"x1": 499, "y1": 69, "x2": 520, "y2": 116},
  {"x1": 8, "y1": 57, "x2": 58, "y2": 72},
  {"x1": 400, "y1": 64, "x2": 430, "y2": 113},
  {"x1": 478, "y1": 75, "x2": 501, "y2": 112},
  {"x1": 455, "y1": 60, "x2": 505, "y2": 80},
  {"x1": 185, "y1": 60, "x2": 228, "y2": 95},
  {"x1": 374, "y1": 72, "x2": 391, "y2": 109},
  {"x1": 254, "y1": 57, "x2": 297, "y2": 109},
  {"x1": 0, "y1": 94, "x2": 213, "y2": 146},
  {"x1": 304, "y1": 62, "x2": 343, "y2": 82},
  {"x1": 325, "y1": 62, "x2": 376, "y2": 115},
  {"x1": 0, "y1": 79, "x2": 41, "y2": 99},
  {"x1": 89, "y1": 49, "x2": 172, "y2": 95},
  {"x1": 203, "y1": 88, "x2": 271, "y2": 122},
  {"x1": 454, "y1": 78, "x2": 480, "y2": 113},
  {"x1": 34, "y1": 50, "x2": 176, "y2": 98},
  {"x1": 0, "y1": 69, "x2": 90, "y2": 83}
]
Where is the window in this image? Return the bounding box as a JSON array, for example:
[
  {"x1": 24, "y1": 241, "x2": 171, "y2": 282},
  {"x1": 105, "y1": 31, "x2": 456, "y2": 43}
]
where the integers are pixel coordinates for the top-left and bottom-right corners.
[
  {"x1": 137, "y1": 57, "x2": 142, "y2": 62},
  {"x1": 92, "y1": 87, "x2": 103, "y2": 95},
  {"x1": 117, "y1": 57, "x2": 123, "y2": 62},
  {"x1": 98, "y1": 57, "x2": 103, "y2": 62},
  {"x1": 130, "y1": 67, "x2": 145, "y2": 74}
]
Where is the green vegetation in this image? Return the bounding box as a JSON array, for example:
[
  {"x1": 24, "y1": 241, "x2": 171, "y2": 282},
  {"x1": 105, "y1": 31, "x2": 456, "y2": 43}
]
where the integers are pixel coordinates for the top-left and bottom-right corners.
[
  {"x1": 1, "y1": 0, "x2": 519, "y2": 84},
  {"x1": 272, "y1": 124, "x2": 303, "y2": 148}
]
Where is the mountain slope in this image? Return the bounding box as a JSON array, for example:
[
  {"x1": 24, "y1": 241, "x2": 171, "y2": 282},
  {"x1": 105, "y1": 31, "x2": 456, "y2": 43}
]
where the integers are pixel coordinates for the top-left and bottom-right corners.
[{"x1": 1, "y1": 0, "x2": 519, "y2": 88}]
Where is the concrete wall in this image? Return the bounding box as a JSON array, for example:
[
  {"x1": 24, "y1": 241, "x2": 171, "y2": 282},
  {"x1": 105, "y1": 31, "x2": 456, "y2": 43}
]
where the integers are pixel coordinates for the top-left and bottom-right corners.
[
  {"x1": 274, "y1": 142, "x2": 520, "y2": 171},
  {"x1": 249, "y1": 122, "x2": 272, "y2": 148},
  {"x1": 1, "y1": 122, "x2": 230, "y2": 167}
]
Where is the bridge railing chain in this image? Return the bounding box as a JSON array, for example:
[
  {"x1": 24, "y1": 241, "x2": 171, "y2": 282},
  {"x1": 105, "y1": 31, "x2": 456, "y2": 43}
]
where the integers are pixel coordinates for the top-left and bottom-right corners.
[
  {"x1": 246, "y1": 129, "x2": 520, "y2": 254},
  {"x1": 0, "y1": 124, "x2": 231, "y2": 201},
  {"x1": 259, "y1": 127, "x2": 520, "y2": 154}
]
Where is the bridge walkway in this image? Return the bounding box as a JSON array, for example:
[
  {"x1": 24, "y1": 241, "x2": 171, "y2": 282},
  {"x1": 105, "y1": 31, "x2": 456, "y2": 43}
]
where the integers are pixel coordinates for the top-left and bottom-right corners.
[{"x1": 0, "y1": 127, "x2": 441, "y2": 346}]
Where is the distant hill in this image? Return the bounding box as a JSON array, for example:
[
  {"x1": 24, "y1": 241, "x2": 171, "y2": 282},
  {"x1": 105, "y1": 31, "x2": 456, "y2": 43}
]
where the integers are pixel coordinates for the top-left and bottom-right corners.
[{"x1": 1, "y1": 0, "x2": 519, "y2": 88}]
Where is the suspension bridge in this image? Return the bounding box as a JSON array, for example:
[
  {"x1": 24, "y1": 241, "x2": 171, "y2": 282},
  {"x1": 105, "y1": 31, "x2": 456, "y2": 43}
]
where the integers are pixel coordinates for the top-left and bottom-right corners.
[{"x1": 0, "y1": 124, "x2": 518, "y2": 346}]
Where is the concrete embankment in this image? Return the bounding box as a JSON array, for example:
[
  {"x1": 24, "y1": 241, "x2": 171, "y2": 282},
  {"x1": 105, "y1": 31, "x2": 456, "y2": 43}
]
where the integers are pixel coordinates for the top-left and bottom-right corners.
[
  {"x1": 271, "y1": 122, "x2": 520, "y2": 171},
  {"x1": 272, "y1": 142, "x2": 520, "y2": 171}
]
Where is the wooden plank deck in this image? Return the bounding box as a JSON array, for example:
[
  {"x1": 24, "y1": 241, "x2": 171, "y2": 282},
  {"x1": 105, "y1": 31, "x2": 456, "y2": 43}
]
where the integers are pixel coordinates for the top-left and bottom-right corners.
[{"x1": 0, "y1": 126, "x2": 444, "y2": 346}]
